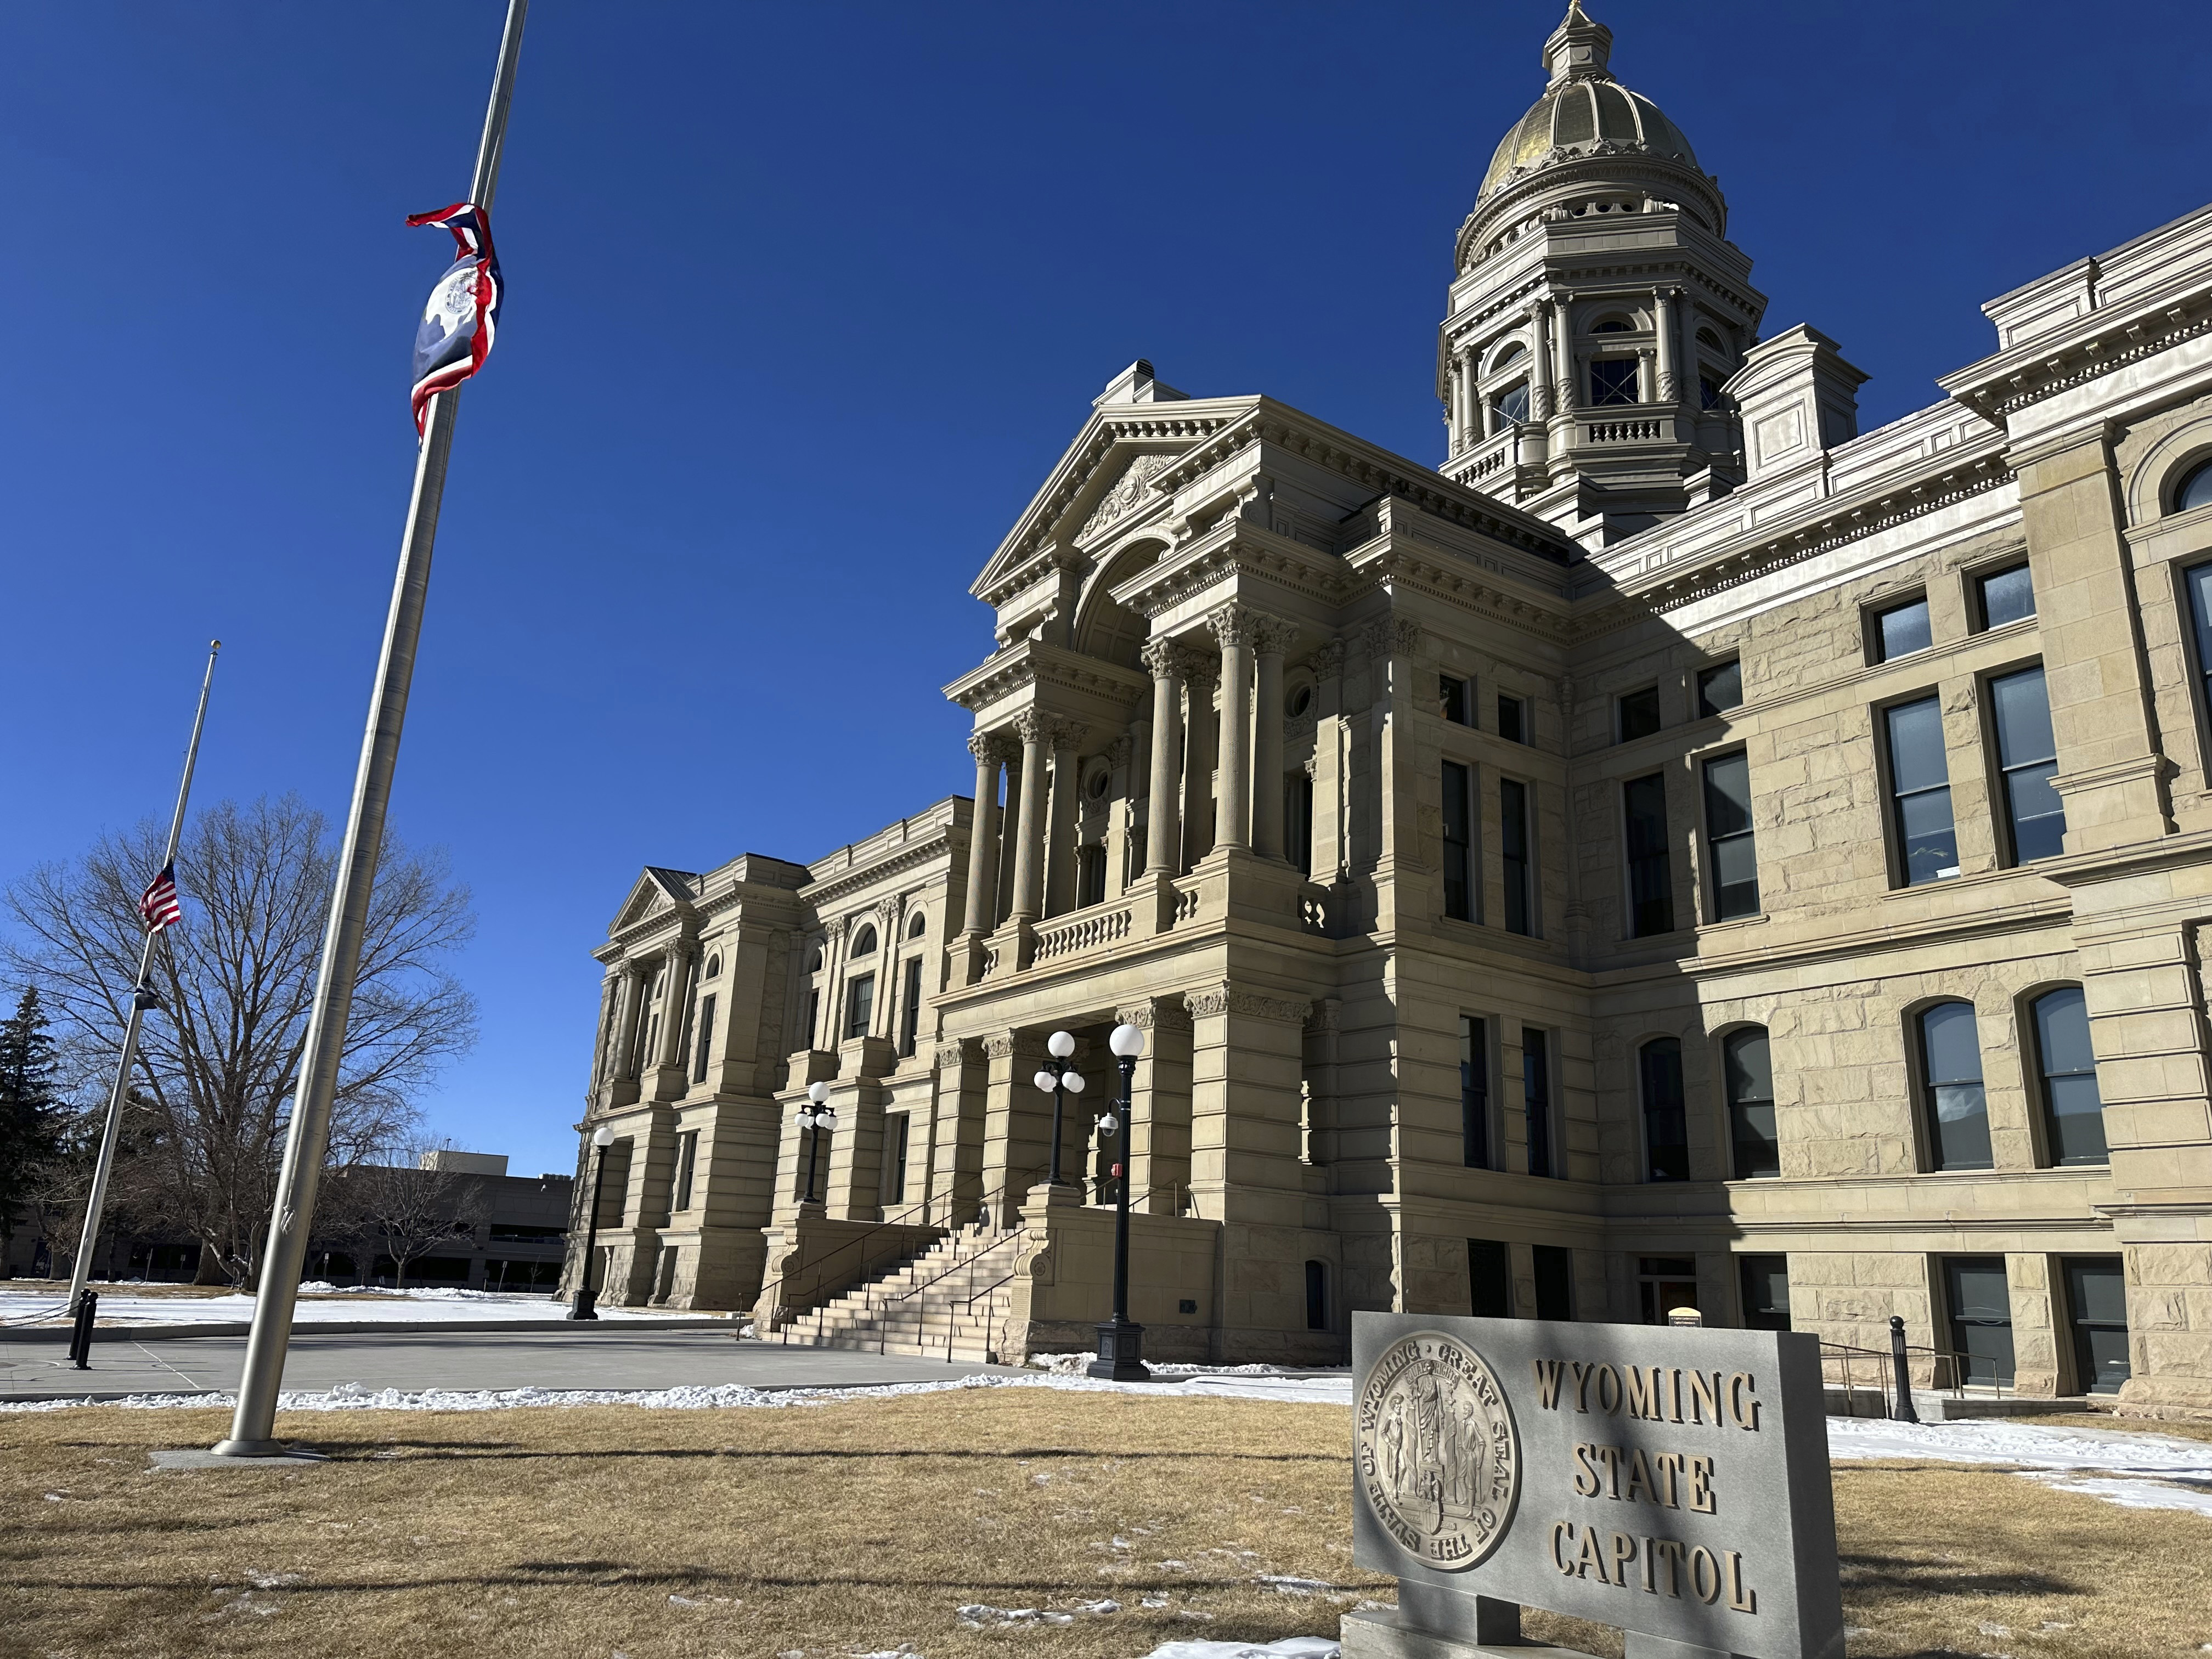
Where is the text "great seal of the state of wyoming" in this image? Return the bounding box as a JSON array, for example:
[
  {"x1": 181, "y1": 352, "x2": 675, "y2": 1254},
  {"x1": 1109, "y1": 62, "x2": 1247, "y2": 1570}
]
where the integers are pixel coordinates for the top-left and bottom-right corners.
[{"x1": 1356, "y1": 1329, "x2": 1522, "y2": 1570}]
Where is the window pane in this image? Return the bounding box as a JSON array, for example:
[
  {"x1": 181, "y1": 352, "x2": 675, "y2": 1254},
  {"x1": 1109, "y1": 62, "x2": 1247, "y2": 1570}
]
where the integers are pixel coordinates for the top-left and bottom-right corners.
[
  {"x1": 1618, "y1": 686, "x2": 1662, "y2": 741},
  {"x1": 1991, "y1": 666, "x2": 2065, "y2": 862},
  {"x1": 1497, "y1": 695, "x2": 1526, "y2": 744},
  {"x1": 1523, "y1": 1028, "x2": 1552, "y2": 1178},
  {"x1": 1441, "y1": 674, "x2": 1470, "y2": 725},
  {"x1": 1590, "y1": 358, "x2": 1639, "y2": 406},
  {"x1": 845, "y1": 974, "x2": 874, "y2": 1040},
  {"x1": 1702, "y1": 753, "x2": 1760, "y2": 920},
  {"x1": 1875, "y1": 599, "x2": 1932, "y2": 661},
  {"x1": 1533, "y1": 1244, "x2": 1573, "y2": 1320},
  {"x1": 1724, "y1": 1029, "x2": 1778, "y2": 1179},
  {"x1": 1640, "y1": 1038, "x2": 1688, "y2": 1181},
  {"x1": 1920, "y1": 1003, "x2": 1991, "y2": 1170},
  {"x1": 1944, "y1": 1258, "x2": 2016, "y2": 1387},
  {"x1": 1740, "y1": 1255, "x2": 1791, "y2": 1331},
  {"x1": 1698, "y1": 661, "x2": 1742, "y2": 716},
  {"x1": 1703, "y1": 752, "x2": 1753, "y2": 834},
  {"x1": 1442, "y1": 761, "x2": 1472, "y2": 922},
  {"x1": 1468, "y1": 1239, "x2": 1513, "y2": 1318},
  {"x1": 2187, "y1": 563, "x2": 2212, "y2": 720},
  {"x1": 1624, "y1": 772, "x2": 1673, "y2": 937},
  {"x1": 1885, "y1": 697, "x2": 1949, "y2": 795},
  {"x1": 1978, "y1": 565, "x2": 2035, "y2": 628},
  {"x1": 2034, "y1": 987, "x2": 2107, "y2": 1165},
  {"x1": 1884, "y1": 696, "x2": 1959, "y2": 888},
  {"x1": 1460, "y1": 1015, "x2": 1489, "y2": 1169},
  {"x1": 1495, "y1": 382, "x2": 1530, "y2": 424},
  {"x1": 1502, "y1": 778, "x2": 1533, "y2": 935},
  {"x1": 2180, "y1": 460, "x2": 2212, "y2": 513}
]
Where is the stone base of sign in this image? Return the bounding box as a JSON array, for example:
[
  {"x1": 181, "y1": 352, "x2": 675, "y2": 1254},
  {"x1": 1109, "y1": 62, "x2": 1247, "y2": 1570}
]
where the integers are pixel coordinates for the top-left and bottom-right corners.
[{"x1": 1344, "y1": 1606, "x2": 1739, "y2": 1659}]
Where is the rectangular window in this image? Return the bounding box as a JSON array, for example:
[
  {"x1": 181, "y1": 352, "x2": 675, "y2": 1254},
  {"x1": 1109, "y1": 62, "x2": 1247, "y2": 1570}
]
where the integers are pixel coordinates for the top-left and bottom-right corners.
[
  {"x1": 1698, "y1": 374, "x2": 1723, "y2": 411},
  {"x1": 1468, "y1": 1239, "x2": 1513, "y2": 1318},
  {"x1": 844, "y1": 973, "x2": 874, "y2": 1041},
  {"x1": 692, "y1": 994, "x2": 717, "y2": 1084},
  {"x1": 1990, "y1": 665, "x2": 2066, "y2": 863},
  {"x1": 1976, "y1": 563, "x2": 2035, "y2": 629},
  {"x1": 1533, "y1": 1244, "x2": 1574, "y2": 1321},
  {"x1": 1440, "y1": 673, "x2": 1472, "y2": 725},
  {"x1": 1286, "y1": 772, "x2": 1314, "y2": 876},
  {"x1": 1590, "y1": 358, "x2": 1639, "y2": 407},
  {"x1": 1617, "y1": 685, "x2": 1662, "y2": 742},
  {"x1": 1697, "y1": 659, "x2": 1743, "y2": 717},
  {"x1": 899, "y1": 957, "x2": 923, "y2": 1057},
  {"x1": 1740, "y1": 1255, "x2": 1791, "y2": 1331},
  {"x1": 1077, "y1": 844, "x2": 1107, "y2": 907},
  {"x1": 1522, "y1": 1027, "x2": 1554, "y2": 1179},
  {"x1": 2061, "y1": 1256, "x2": 2130, "y2": 1396},
  {"x1": 2184, "y1": 563, "x2": 2212, "y2": 731},
  {"x1": 1460, "y1": 1015, "x2": 1489, "y2": 1169},
  {"x1": 1501, "y1": 777, "x2": 1534, "y2": 935},
  {"x1": 1497, "y1": 694, "x2": 1527, "y2": 744},
  {"x1": 1701, "y1": 752, "x2": 1760, "y2": 920},
  {"x1": 1943, "y1": 1257, "x2": 2016, "y2": 1389},
  {"x1": 1884, "y1": 696, "x2": 1960, "y2": 885},
  {"x1": 1639, "y1": 1039, "x2": 1688, "y2": 1181},
  {"x1": 1637, "y1": 1256, "x2": 1699, "y2": 1325},
  {"x1": 1623, "y1": 772, "x2": 1674, "y2": 936},
  {"x1": 1492, "y1": 381, "x2": 1530, "y2": 426},
  {"x1": 805, "y1": 988, "x2": 821, "y2": 1052},
  {"x1": 1870, "y1": 596, "x2": 1932, "y2": 662},
  {"x1": 882, "y1": 1113, "x2": 910, "y2": 1205},
  {"x1": 1442, "y1": 761, "x2": 1474, "y2": 922},
  {"x1": 673, "y1": 1130, "x2": 699, "y2": 1211}
]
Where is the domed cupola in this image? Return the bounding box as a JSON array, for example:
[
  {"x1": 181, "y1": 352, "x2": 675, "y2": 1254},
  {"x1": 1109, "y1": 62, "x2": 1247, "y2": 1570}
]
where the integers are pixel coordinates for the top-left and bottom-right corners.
[
  {"x1": 1458, "y1": 0, "x2": 1725, "y2": 273},
  {"x1": 1434, "y1": 1, "x2": 1767, "y2": 546}
]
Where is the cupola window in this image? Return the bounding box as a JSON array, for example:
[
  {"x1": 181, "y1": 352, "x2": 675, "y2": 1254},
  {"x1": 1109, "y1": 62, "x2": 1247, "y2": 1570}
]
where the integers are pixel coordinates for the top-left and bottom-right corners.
[
  {"x1": 2176, "y1": 458, "x2": 2212, "y2": 514},
  {"x1": 1590, "y1": 318, "x2": 1634, "y2": 334},
  {"x1": 1492, "y1": 381, "x2": 1530, "y2": 425},
  {"x1": 1590, "y1": 358, "x2": 1640, "y2": 407}
]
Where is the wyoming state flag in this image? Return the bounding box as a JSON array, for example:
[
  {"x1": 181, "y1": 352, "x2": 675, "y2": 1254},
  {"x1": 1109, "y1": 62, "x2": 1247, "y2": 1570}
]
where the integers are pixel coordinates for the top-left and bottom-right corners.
[{"x1": 407, "y1": 201, "x2": 503, "y2": 433}]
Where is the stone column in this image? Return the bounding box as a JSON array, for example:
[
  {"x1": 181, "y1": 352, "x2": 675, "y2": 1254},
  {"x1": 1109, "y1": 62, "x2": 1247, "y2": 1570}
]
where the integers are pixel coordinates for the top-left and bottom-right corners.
[
  {"x1": 1182, "y1": 658, "x2": 1218, "y2": 869},
  {"x1": 1118, "y1": 998, "x2": 1193, "y2": 1217},
  {"x1": 960, "y1": 731, "x2": 1004, "y2": 936},
  {"x1": 1530, "y1": 300, "x2": 1555, "y2": 421},
  {"x1": 616, "y1": 965, "x2": 648, "y2": 1079},
  {"x1": 1637, "y1": 345, "x2": 1657, "y2": 407},
  {"x1": 1044, "y1": 721, "x2": 1081, "y2": 917},
  {"x1": 1449, "y1": 352, "x2": 1470, "y2": 452},
  {"x1": 1141, "y1": 639, "x2": 1187, "y2": 876},
  {"x1": 591, "y1": 973, "x2": 621, "y2": 1085},
  {"x1": 1183, "y1": 980, "x2": 1312, "y2": 1238},
  {"x1": 1251, "y1": 617, "x2": 1295, "y2": 861},
  {"x1": 1209, "y1": 603, "x2": 1255, "y2": 855},
  {"x1": 1007, "y1": 710, "x2": 1052, "y2": 923},
  {"x1": 994, "y1": 753, "x2": 1023, "y2": 927},
  {"x1": 1121, "y1": 721, "x2": 1149, "y2": 887},
  {"x1": 1307, "y1": 640, "x2": 1349, "y2": 880},
  {"x1": 1362, "y1": 614, "x2": 1423, "y2": 928},
  {"x1": 1551, "y1": 298, "x2": 1576, "y2": 416},
  {"x1": 1655, "y1": 285, "x2": 1681, "y2": 404},
  {"x1": 655, "y1": 942, "x2": 693, "y2": 1077}
]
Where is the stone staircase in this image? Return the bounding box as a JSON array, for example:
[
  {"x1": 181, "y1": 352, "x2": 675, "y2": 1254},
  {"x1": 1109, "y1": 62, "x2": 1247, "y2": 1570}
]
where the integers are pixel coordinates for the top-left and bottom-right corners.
[{"x1": 773, "y1": 1221, "x2": 1024, "y2": 1362}]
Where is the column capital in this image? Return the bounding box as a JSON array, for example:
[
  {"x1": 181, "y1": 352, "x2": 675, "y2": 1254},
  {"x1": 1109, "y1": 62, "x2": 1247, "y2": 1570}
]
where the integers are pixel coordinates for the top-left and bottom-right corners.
[
  {"x1": 1250, "y1": 616, "x2": 1299, "y2": 657},
  {"x1": 967, "y1": 729, "x2": 1013, "y2": 765},
  {"x1": 1306, "y1": 639, "x2": 1346, "y2": 679},
  {"x1": 1361, "y1": 614, "x2": 1422, "y2": 658},
  {"x1": 1012, "y1": 708, "x2": 1053, "y2": 746},
  {"x1": 1115, "y1": 998, "x2": 1193, "y2": 1035},
  {"x1": 1139, "y1": 636, "x2": 1189, "y2": 681},
  {"x1": 1205, "y1": 601, "x2": 1259, "y2": 649}
]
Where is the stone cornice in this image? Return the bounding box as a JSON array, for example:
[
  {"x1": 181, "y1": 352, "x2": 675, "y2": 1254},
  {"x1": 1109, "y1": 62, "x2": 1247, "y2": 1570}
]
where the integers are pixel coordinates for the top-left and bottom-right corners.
[
  {"x1": 799, "y1": 823, "x2": 960, "y2": 910},
  {"x1": 1939, "y1": 283, "x2": 2212, "y2": 421},
  {"x1": 943, "y1": 637, "x2": 1150, "y2": 715},
  {"x1": 1347, "y1": 541, "x2": 1575, "y2": 645},
  {"x1": 1115, "y1": 521, "x2": 1362, "y2": 622}
]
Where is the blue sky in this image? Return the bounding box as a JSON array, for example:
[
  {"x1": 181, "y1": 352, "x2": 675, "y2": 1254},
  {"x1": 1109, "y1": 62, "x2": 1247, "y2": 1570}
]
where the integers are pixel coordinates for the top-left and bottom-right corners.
[{"x1": 1, "y1": 2, "x2": 2205, "y2": 1179}]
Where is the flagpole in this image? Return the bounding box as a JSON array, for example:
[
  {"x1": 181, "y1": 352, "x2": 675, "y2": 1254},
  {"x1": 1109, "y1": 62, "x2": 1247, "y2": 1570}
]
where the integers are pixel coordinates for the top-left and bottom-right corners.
[
  {"x1": 213, "y1": 0, "x2": 527, "y2": 1458},
  {"x1": 66, "y1": 640, "x2": 222, "y2": 1317}
]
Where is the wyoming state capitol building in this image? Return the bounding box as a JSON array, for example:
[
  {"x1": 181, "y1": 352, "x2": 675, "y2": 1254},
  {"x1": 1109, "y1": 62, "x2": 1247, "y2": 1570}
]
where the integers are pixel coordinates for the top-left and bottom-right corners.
[{"x1": 564, "y1": 2, "x2": 2212, "y2": 1414}]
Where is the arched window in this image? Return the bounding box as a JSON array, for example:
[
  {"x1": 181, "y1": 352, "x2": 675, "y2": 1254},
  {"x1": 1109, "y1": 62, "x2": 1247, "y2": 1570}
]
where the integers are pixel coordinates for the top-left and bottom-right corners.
[
  {"x1": 1640, "y1": 1038, "x2": 1688, "y2": 1182},
  {"x1": 805, "y1": 944, "x2": 824, "y2": 974},
  {"x1": 2175, "y1": 458, "x2": 2212, "y2": 514},
  {"x1": 2030, "y1": 987, "x2": 2107, "y2": 1165},
  {"x1": 1696, "y1": 328, "x2": 1724, "y2": 353},
  {"x1": 1590, "y1": 317, "x2": 1635, "y2": 334},
  {"x1": 1488, "y1": 343, "x2": 1527, "y2": 371},
  {"x1": 906, "y1": 910, "x2": 927, "y2": 939},
  {"x1": 703, "y1": 955, "x2": 721, "y2": 981},
  {"x1": 1724, "y1": 1028, "x2": 1778, "y2": 1178},
  {"x1": 1917, "y1": 1001, "x2": 1992, "y2": 1170},
  {"x1": 850, "y1": 924, "x2": 877, "y2": 957}
]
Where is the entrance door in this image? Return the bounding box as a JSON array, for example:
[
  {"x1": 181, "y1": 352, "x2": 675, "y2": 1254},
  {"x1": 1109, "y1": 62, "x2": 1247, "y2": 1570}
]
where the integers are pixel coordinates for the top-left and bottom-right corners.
[
  {"x1": 2062, "y1": 1256, "x2": 2130, "y2": 1396},
  {"x1": 1943, "y1": 1258, "x2": 2016, "y2": 1387}
]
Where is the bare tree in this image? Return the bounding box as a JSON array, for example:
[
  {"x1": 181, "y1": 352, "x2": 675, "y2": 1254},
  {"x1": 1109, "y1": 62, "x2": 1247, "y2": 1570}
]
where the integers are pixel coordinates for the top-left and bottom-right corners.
[
  {"x1": 325, "y1": 1145, "x2": 489, "y2": 1289},
  {"x1": 3, "y1": 795, "x2": 477, "y2": 1285}
]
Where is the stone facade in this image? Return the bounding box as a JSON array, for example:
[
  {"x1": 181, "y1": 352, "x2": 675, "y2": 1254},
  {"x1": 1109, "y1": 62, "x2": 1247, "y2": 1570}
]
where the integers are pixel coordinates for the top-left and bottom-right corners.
[{"x1": 567, "y1": 2, "x2": 2212, "y2": 1410}]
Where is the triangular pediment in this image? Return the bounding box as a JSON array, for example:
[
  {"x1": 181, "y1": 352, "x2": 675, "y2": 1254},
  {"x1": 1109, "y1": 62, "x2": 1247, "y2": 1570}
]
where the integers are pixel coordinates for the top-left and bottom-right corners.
[
  {"x1": 970, "y1": 394, "x2": 1257, "y2": 601},
  {"x1": 610, "y1": 866, "x2": 698, "y2": 933}
]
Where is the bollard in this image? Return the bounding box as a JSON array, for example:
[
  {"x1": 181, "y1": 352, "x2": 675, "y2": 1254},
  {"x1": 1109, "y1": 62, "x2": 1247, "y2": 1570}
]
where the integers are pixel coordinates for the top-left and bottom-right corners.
[
  {"x1": 1888, "y1": 1313, "x2": 1918, "y2": 1424},
  {"x1": 70, "y1": 1289, "x2": 99, "y2": 1371}
]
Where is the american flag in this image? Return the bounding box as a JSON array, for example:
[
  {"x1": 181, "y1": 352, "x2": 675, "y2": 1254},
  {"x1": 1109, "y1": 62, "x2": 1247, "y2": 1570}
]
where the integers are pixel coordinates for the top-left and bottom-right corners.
[
  {"x1": 407, "y1": 201, "x2": 503, "y2": 434},
  {"x1": 138, "y1": 862, "x2": 182, "y2": 932}
]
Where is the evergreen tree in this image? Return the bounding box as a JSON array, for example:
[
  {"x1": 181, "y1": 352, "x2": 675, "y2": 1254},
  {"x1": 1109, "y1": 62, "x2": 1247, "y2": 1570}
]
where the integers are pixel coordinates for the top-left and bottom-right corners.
[{"x1": 0, "y1": 985, "x2": 64, "y2": 1246}]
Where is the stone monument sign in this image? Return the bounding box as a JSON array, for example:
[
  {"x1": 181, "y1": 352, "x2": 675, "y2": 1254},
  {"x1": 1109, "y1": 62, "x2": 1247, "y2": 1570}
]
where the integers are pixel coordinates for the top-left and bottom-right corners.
[{"x1": 1346, "y1": 1312, "x2": 1843, "y2": 1659}]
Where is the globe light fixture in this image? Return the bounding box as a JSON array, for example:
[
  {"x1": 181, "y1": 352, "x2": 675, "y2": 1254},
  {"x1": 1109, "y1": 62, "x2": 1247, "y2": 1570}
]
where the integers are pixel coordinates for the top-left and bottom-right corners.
[
  {"x1": 570, "y1": 1123, "x2": 620, "y2": 1321},
  {"x1": 797, "y1": 1081, "x2": 837, "y2": 1204},
  {"x1": 1034, "y1": 1030, "x2": 1084, "y2": 1187},
  {"x1": 1089, "y1": 1022, "x2": 1151, "y2": 1380}
]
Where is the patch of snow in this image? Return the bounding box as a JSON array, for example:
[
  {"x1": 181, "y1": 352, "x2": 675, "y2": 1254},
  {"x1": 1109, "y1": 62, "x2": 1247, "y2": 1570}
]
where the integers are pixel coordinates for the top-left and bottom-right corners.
[
  {"x1": 0, "y1": 1285, "x2": 689, "y2": 1327},
  {"x1": 1028, "y1": 1352, "x2": 1347, "y2": 1380},
  {"x1": 2018, "y1": 1471, "x2": 2212, "y2": 1516},
  {"x1": 1256, "y1": 1575, "x2": 1335, "y2": 1595},
  {"x1": 1826, "y1": 1415, "x2": 2212, "y2": 1475},
  {"x1": 1136, "y1": 1640, "x2": 1337, "y2": 1659}
]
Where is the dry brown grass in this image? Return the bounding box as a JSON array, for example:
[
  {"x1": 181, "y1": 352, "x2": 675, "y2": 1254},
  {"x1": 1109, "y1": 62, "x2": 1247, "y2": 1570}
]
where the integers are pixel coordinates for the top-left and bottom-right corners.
[
  {"x1": 2, "y1": 1393, "x2": 2208, "y2": 1659},
  {"x1": 2016, "y1": 1409, "x2": 2212, "y2": 1446}
]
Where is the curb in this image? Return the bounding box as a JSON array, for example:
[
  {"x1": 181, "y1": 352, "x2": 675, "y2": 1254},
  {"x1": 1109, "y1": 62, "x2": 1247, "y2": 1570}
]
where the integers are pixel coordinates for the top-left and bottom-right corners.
[{"x1": 2, "y1": 1316, "x2": 738, "y2": 1345}]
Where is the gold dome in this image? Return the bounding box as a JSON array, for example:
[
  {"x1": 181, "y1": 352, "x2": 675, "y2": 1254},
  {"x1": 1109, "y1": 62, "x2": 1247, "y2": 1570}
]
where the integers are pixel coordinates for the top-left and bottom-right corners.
[{"x1": 1476, "y1": 1, "x2": 1699, "y2": 202}]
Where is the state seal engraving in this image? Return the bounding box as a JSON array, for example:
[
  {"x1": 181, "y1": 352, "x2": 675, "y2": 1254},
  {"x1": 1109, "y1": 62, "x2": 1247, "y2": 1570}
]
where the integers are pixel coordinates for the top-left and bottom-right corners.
[{"x1": 1355, "y1": 1330, "x2": 1520, "y2": 1570}]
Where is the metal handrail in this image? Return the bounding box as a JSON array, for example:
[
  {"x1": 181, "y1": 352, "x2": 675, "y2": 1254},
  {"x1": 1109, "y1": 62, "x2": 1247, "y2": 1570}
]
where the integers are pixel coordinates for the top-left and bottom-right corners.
[
  {"x1": 952, "y1": 1265, "x2": 1019, "y2": 1364},
  {"x1": 1820, "y1": 1338, "x2": 2008, "y2": 1412},
  {"x1": 756, "y1": 1165, "x2": 1042, "y2": 1333}
]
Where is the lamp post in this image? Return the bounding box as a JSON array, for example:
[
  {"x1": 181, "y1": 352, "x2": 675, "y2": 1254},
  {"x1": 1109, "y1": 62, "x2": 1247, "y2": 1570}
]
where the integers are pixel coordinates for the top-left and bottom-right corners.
[
  {"x1": 799, "y1": 1081, "x2": 838, "y2": 1205},
  {"x1": 569, "y1": 1124, "x2": 616, "y2": 1321},
  {"x1": 1087, "y1": 1022, "x2": 1150, "y2": 1381},
  {"x1": 1030, "y1": 1029, "x2": 1086, "y2": 1187}
]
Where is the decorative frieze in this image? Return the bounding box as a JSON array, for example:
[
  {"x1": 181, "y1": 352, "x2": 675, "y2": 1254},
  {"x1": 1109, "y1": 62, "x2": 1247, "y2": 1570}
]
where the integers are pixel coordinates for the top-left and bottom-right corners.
[{"x1": 1182, "y1": 981, "x2": 1313, "y2": 1024}]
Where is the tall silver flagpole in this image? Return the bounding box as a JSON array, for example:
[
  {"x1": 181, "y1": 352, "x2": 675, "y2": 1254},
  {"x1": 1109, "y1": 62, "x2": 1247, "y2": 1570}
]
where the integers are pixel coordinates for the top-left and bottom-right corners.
[
  {"x1": 213, "y1": 0, "x2": 527, "y2": 1457},
  {"x1": 65, "y1": 640, "x2": 222, "y2": 1314}
]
